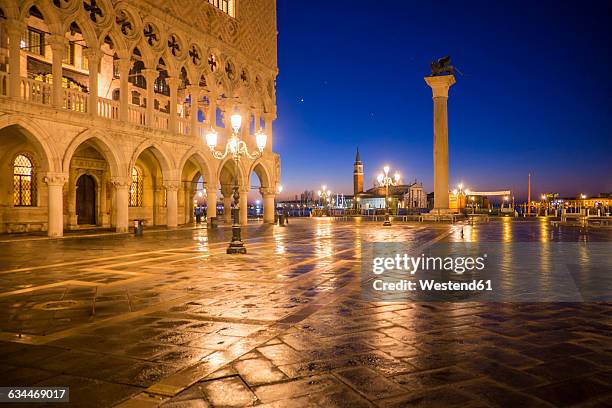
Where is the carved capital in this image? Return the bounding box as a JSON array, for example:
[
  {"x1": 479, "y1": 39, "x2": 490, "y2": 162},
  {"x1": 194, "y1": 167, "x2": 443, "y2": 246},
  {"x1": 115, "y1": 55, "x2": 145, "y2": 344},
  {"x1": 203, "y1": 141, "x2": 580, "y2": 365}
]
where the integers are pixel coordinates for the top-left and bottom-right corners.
[
  {"x1": 43, "y1": 172, "x2": 68, "y2": 186},
  {"x1": 111, "y1": 177, "x2": 130, "y2": 189},
  {"x1": 82, "y1": 48, "x2": 101, "y2": 63},
  {"x1": 260, "y1": 187, "x2": 276, "y2": 196},
  {"x1": 424, "y1": 75, "x2": 456, "y2": 98},
  {"x1": 141, "y1": 69, "x2": 159, "y2": 81},
  {"x1": 163, "y1": 180, "x2": 180, "y2": 192},
  {"x1": 47, "y1": 34, "x2": 67, "y2": 50}
]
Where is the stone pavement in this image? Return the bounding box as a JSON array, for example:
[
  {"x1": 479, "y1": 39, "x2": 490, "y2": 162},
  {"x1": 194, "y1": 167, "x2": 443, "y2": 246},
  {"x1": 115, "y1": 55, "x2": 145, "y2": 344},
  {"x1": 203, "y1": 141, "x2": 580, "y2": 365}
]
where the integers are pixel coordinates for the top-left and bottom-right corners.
[{"x1": 0, "y1": 219, "x2": 610, "y2": 407}]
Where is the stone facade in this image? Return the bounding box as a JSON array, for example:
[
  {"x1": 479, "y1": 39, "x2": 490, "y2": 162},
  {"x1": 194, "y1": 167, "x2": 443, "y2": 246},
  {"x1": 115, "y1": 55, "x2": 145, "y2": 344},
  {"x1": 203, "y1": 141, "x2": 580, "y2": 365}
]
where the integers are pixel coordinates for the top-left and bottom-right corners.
[{"x1": 0, "y1": 0, "x2": 280, "y2": 236}]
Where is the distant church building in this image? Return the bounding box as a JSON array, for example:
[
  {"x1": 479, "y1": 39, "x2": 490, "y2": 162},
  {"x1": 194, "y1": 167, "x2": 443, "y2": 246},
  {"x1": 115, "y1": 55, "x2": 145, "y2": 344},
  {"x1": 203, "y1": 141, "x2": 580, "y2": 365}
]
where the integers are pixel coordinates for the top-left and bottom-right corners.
[{"x1": 352, "y1": 149, "x2": 427, "y2": 211}]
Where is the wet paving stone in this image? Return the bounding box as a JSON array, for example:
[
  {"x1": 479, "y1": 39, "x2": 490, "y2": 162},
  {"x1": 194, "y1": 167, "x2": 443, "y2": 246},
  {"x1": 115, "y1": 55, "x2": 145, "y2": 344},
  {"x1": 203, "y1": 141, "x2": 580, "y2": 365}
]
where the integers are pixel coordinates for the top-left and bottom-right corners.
[{"x1": 0, "y1": 220, "x2": 610, "y2": 406}]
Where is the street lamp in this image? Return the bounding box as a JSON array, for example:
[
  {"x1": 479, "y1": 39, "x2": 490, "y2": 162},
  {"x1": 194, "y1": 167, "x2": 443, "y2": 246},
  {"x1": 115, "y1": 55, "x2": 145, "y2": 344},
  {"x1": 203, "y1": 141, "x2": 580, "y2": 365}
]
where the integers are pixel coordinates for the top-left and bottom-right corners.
[
  {"x1": 317, "y1": 185, "x2": 332, "y2": 214},
  {"x1": 377, "y1": 165, "x2": 400, "y2": 226},
  {"x1": 205, "y1": 113, "x2": 267, "y2": 254}
]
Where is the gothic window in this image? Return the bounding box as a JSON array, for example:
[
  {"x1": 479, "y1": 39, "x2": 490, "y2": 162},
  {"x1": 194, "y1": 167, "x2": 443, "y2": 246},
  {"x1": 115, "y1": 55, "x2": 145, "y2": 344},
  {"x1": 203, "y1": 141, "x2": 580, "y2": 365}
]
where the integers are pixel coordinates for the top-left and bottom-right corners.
[
  {"x1": 207, "y1": 0, "x2": 235, "y2": 17},
  {"x1": 21, "y1": 27, "x2": 45, "y2": 56},
  {"x1": 13, "y1": 154, "x2": 36, "y2": 206},
  {"x1": 129, "y1": 167, "x2": 143, "y2": 207}
]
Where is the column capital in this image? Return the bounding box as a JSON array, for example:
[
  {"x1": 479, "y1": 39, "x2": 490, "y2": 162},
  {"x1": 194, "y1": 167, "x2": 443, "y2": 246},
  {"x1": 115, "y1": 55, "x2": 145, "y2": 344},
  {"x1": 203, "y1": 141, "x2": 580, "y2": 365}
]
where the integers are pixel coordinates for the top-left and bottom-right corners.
[
  {"x1": 43, "y1": 172, "x2": 68, "y2": 186},
  {"x1": 424, "y1": 75, "x2": 456, "y2": 98},
  {"x1": 111, "y1": 177, "x2": 130, "y2": 189},
  {"x1": 163, "y1": 180, "x2": 180, "y2": 192},
  {"x1": 82, "y1": 47, "x2": 101, "y2": 62},
  {"x1": 5, "y1": 20, "x2": 26, "y2": 36},
  {"x1": 116, "y1": 58, "x2": 132, "y2": 71},
  {"x1": 260, "y1": 187, "x2": 276, "y2": 196},
  {"x1": 166, "y1": 76, "x2": 181, "y2": 88},
  {"x1": 141, "y1": 69, "x2": 158, "y2": 81},
  {"x1": 47, "y1": 34, "x2": 67, "y2": 50}
]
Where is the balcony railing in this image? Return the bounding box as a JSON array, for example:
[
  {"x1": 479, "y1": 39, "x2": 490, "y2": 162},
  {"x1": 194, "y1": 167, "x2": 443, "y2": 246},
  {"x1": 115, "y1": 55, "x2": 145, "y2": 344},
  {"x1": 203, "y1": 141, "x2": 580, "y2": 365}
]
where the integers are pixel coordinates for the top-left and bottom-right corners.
[
  {"x1": 128, "y1": 105, "x2": 146, "y2": 126},
  {"x1": 63, "y1": 88, "x2": 88, "y2": 113},
  {"x1": 153, "y1": 111, "x2": 169, "y2": 131},
  {"x1": 21, "y1": 77, "x2": 52, "y2": 105},
  {"x1": 98, "y1": 97, "x2": 120, "y2": 120},
  {"x1": 2, "y1": 77, "x2": 220, "y2": 140}
]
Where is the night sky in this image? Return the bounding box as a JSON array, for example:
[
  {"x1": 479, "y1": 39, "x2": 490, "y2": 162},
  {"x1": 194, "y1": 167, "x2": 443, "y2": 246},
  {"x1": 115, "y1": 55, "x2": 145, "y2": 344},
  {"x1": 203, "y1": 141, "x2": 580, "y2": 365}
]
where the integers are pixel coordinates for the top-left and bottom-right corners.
[{"x1": 270, "y1": 1, "x2": 612, "y2": 201}]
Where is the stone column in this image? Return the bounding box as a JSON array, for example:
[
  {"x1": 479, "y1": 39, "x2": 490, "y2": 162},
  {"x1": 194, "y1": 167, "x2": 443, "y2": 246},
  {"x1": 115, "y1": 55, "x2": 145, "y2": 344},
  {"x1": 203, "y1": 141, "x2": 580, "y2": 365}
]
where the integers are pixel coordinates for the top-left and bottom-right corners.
[
  {"x1": 239, "y1": 188, "x2": 248, "y2": 225},
  {"x1": 142, "y1": 69, "x2": 158, "y2": 127},
  {"x1": 6, "y1": 21, "x2": 24, "y2": 99},
  {"x1": 167, "y1": 77, "x2": 179, "y2": 133},
  {"x1": 206, "y1": 188, "x2": 217, "y2": 220},
  {"x1": 84, "y1": 49, "x2": 100, "y2": 116},
  {"x1": 424, "y1": 75, "x2": 455, "y2": 213},
  {"x1": 206, "y1": 94, "x2": 217, "y2": 127},
  {"x1": 261, "y1": 188, "x2": 275, "y2": 224},
  {"x1": 164, "y1": 181, "x2": 179, "y2": 228},
  {"x1": 117, "y1": 58, "x2": 131, "y2": 121},
  {"x1": 112, "y1": 177, "x2": 130, "y2": 232},
  {"x1": 222, "y1": 192, "x2": 232, "y2": 223},
  {"x1": 188, "y1": 85, "x2": 200, "y2": 136},
  {"x1": 44, "y1": 173, "x2": 68, "y2": 237},
  {"x1": 48, "y1": 35, "x2": 66, "y2": 108}
]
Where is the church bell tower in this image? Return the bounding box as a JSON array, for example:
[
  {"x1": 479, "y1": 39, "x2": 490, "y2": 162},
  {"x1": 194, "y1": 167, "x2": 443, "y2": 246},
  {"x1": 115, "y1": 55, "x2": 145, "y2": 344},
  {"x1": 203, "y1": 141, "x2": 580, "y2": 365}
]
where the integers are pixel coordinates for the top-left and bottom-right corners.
[{"x1": 353, "y1": 148, "x2": 363, "y2": 195}]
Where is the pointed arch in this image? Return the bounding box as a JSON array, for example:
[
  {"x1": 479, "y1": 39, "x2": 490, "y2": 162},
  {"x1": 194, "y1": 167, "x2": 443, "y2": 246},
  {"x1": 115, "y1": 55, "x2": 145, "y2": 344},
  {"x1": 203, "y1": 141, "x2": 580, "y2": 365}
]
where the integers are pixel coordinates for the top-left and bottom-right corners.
[
  {"x1": 128, "y1": 140, "x2": 175, "y2": 182},
  {"x1": 62, "y1": 129, "x2": 124, "y2": 177},
  {"x1": 0, "y1": 115, "x2": 58, "y2": 172},
  {"x1": 249, "y1": 158, "x2": 273, "y2": 189},
  {"x1": 178, "y1": 147, "x2": 214, "y2": 187}
]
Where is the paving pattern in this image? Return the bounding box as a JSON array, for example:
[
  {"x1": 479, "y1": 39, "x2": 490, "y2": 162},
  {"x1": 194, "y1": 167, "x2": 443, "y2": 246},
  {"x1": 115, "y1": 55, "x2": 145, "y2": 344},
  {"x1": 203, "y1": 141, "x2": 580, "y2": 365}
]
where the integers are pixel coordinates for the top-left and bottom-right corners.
[{"x1": 0, "y1": 219, "x2": 610, "y2": 407}]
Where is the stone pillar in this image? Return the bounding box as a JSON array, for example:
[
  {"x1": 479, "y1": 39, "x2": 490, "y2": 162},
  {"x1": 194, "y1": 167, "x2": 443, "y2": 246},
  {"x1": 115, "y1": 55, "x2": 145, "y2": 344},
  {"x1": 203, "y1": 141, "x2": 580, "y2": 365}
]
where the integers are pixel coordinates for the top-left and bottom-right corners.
[
  {"x1": 44, "y1": 173, "x2": 68, "y2": 237},
  {"x1": 424, "y1": 75, "x2": 455, "y2": 213},
  {"x1": 142, "y1": 69, "x2": 158, "y2": 127},
  {"x1": 261, "y1": 188, "x2": 275, "y2": 224},
  {"x1": 6, "y1": 21, "x2": 24, "y2": 99},
  {"x1": 167, "y1": 77, "x2": 179, "y2": 133},
  {"x1": 118, "y1": 58, "x2": 131, "y2": 121},
  {"x1": 206, "y1": 188, "x2": 217, "y2": 220},
  {"x1": 84, "y1": 49, "x2": 100, "y2": 116},
  {"x1": 112, "y1": 177, "x2": 129, "y2": 232},
  {"x1": 239, "y1": 188, "x2": 248, "y2": 225},
  {"x1": 188, "y1": 85, "x2": 200, "y2": 136},
  {"x1": 222, "y1": 192, "x2": 232, "y2": 223},
  {"x1": 206, "y1": 94, "x2": 217, "y2": 127},
  {"x1": 164, "y1": 181, "x2": 179, "y2": 228},
  {"x1": 48, "y1": 35, "x2": 66, "y2": 108}
]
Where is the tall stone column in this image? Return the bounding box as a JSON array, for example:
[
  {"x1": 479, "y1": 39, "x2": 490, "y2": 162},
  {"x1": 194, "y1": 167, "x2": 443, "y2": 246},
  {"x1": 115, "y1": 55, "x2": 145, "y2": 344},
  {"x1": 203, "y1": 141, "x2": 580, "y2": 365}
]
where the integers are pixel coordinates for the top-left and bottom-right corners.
[
  {"x1": 164, "y1": 181, "x2": 179, "y2": 227},
  {"x1": 6, "y1": 21, "x2": 24, "y2": 99},
  {"x1": 84, "y1": 49, "x2": 100, "y2": 116},
  {"x1": 206, "y1": 188, "x2": 217, "y2": 220},
  {"x1": 222, "y1": 193, "x2": 232, "y2": 223},
  {"x1": 117, "y1": 58, "x2": 131, "y2": 121},
  {"x1": 424, "y1": 75, "x2": 455, "y2": 213},
  {"x1": 188, "y1": 85, "x2": 200, "y2": 136},
  {"x1": 142, "y1": 69, "x2": 158, "y2": 127},
  {"x1": 261, "y1": 188, "x2": 275, "y2": 224},
  {"x1": 167, "y1": 77, "x2": 179, "y2": 133},
  {"x1": 239, "y1": 188, "x2": 248, "y2": 225},
  {"x1": 112, "y1": 177, "x2": 129, "y2": 232},
  {"x1": 48, "y1": 35, "x2": 65, "y2": 108},
  {"x1": 44, "y1": 173, "x2": 68, "y2": 237}
]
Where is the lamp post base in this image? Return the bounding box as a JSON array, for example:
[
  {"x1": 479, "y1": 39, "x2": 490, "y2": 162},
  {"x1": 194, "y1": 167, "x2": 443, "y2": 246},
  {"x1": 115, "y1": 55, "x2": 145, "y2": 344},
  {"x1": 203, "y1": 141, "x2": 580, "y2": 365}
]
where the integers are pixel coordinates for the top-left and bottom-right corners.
[
  {"x1": 383, "y1": 214, "x2": 392, "y2": 226},
  {"x1": 227, "y1": 222, "x2": 247, "y2": 254}
]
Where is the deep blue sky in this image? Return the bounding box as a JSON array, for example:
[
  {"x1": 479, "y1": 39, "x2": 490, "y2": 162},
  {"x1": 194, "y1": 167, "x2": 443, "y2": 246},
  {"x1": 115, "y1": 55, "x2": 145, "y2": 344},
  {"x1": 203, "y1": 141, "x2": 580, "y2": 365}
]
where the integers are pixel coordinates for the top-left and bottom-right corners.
[{"x1": 270, "y1": 1, "x2": 612, "y2": 201}]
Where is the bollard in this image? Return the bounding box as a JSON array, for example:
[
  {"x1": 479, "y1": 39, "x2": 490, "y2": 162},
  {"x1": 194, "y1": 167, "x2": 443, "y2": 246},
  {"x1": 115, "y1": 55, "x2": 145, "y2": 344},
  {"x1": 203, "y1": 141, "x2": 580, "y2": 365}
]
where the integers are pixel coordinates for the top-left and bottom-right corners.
[
  {"x1": 208, "y1": 217, "x2": 218, "y2": 229},
  {"x1": 134, "y1": 219, "x2": 144, "y2": 236}
]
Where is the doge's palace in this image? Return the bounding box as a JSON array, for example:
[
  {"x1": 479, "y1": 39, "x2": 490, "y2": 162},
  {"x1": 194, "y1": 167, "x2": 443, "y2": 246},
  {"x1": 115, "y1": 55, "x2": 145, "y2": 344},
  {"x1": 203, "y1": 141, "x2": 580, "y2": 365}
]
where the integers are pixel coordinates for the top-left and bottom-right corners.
[{"x1": 0, "y1": 0, "x2": 280, "y2": 236}]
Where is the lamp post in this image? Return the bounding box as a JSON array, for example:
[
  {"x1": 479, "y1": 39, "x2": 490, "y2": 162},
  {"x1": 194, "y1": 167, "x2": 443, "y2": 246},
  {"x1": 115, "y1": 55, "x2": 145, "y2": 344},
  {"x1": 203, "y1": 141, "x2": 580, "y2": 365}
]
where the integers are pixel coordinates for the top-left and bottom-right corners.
[
  {"x1": 377, "y1": 165, "x2": 400, "y2": 226},
  {"x1": 205, "y1": 113, "x2": 267, "y2": 254},
  {"x1": 317, "y1": 185, "x2": 332, "y2": 215}
]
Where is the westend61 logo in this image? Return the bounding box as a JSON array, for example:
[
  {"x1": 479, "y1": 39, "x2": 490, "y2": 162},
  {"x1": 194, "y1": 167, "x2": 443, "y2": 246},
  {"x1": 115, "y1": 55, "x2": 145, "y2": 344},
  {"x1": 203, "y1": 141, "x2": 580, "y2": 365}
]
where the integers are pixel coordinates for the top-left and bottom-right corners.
[{"x1": 372, "y1": 253, "x2": 487, "y2": 275}]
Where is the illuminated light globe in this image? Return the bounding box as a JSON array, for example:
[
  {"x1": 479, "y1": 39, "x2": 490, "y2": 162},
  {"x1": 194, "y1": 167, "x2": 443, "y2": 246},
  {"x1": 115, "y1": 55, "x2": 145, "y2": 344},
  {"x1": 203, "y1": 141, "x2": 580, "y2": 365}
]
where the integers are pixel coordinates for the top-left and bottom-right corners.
[
  {"x1": 206, "y1": 130, "x2": 218, "y2": 149},
  {"x1": 383, "y1": 165, "x2": 390, "y2": 175},
  {"x1": 394, "y1": 172, "x2": 400, "y2": 183},
  {"x1": 228, "y1": 137, "x2": 238, "y2": 153},
  {"x1": 255, "y1": 129, "x2": 267, "y2": 151},
  {"x1": 377, "y1": 173, "x2": 384, "y2": 184},
  {"x1": 230, "y1": 113, "x2": 242, "y2": 133}
]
